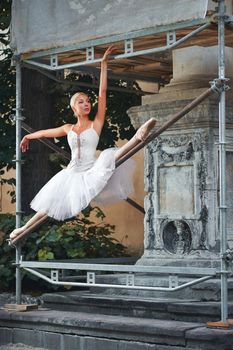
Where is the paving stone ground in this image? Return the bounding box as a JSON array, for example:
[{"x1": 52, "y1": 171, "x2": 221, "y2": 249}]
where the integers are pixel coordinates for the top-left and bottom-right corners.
[{"x1": 0, "y1": 344, "x2": 46, "y2": 350}]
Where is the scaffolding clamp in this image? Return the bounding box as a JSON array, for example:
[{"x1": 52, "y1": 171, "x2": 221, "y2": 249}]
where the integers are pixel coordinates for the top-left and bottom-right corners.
[
  {"x1": 224, "y1": 15, "x2": 233, "y2": 23},
  {"x1": 16, "y1": 210, "x2": 25, "y2": 215},
  {"x1": 11, "y1": 54, "x2": 21, "y2": 67},
  {"x1": 10, "y1": 114, "x2": 25, "y2": 123},
  {"x1": 87, "y1": 272, "x2": 95, "y2": 284},
  {"x1": 212, "y1": 14, "x2": 229, "y2": 22},
  {"x1": 222, "y1": 249, "x2": 233, "y2": 263},
  {"x1": 10, "y1": 108, "x2": 26, "y2": 124},
  {"x1": 125, "y1": 39, "x2": 133, "y2": 54},
  {"x1": 210, "y1": 78, "x2": 230, "y2": 94},
  {"x1": 12, "y1": 158, "x2": 25, "y2": 164},
  {"x1": 167, "y1": 31, "x2": 176, "y2": 46},
  {"x1": 169, "y1": 275, "x2": 178, "y2": 288}
]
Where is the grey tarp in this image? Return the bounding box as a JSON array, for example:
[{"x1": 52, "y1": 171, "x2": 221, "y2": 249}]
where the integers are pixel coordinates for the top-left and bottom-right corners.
[{"x1": 11, "y1": 0, "x2": 209, "y2": 55}]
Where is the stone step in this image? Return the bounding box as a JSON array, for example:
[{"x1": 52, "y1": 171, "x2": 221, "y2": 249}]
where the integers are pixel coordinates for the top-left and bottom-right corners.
[
  {"x1": 0, "y1": 307, "x2": 233, "y2": 350},
  {"x1": 41, "y1": 290, "x2": 233, "y2": 323}
]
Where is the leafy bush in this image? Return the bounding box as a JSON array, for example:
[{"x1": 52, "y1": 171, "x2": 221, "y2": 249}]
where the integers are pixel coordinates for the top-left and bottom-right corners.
[{"x1": 0, "y1": 207, "x2": 127, "y2": 291}]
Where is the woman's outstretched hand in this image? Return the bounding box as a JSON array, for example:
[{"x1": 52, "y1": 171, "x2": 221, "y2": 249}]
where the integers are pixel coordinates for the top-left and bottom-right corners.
[
  {"x1": 102, "y1": 45, "x2": 115, "y2": 62},
  {"x1": 20, "y1": 135, "x2": 30, "y2": 153}
]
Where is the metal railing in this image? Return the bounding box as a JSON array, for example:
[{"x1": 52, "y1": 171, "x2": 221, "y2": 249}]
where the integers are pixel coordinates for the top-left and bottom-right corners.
[{"x1": 20, "y1": 259, "x2": 218, "y2": 292}]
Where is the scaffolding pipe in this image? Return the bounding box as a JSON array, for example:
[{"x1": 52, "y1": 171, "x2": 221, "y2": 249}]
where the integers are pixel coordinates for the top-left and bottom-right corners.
[
  {"x1": 218, "y1": 0, "x2": 228, "y2": 323},
  {"x1": 15, "y1": 60, "x2": 22, "y2": 305}
]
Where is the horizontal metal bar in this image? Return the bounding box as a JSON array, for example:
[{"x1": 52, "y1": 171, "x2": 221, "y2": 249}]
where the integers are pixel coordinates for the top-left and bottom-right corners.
[
  {"x1": 20, "y1": 260, "x2": 217, "y2": 276},
  {"x1": 24, "y1": 58, "x2": 102, "y2": 71},
  {"x1": 21, "y1": 17, "x2": 211, "y2": 60},
  {"x1": 23, "y1": 267, "x2": 213, "y2": 292},
  {"x1": 24, "y1": 60, "x2": 58, "y2": 70}
]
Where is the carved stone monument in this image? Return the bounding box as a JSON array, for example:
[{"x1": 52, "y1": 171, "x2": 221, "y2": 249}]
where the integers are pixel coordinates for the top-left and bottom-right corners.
[{"x1": 128, "y1": 45, "x2": 233, "y2": 268}]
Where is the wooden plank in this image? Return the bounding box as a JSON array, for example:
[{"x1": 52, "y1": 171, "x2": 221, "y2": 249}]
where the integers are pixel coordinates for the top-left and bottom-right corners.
[
  {"x1": 207, "y1": 321, "x2": 233, "y2": 329},
  {"x1": 4, "y1": 304, "x2": 39, "y2": 312}
]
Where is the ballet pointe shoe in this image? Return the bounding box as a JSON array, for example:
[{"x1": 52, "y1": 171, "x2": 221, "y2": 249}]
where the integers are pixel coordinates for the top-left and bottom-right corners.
[
  {"x1": 9, "y1": 226, "x2": 25, "y2": 240},
  {"x1": 135, "y1": 117, "x2": 157, "y2": 142},
  {"x1": 7, "y1": 227, "x2": 25, "y2": 247}
]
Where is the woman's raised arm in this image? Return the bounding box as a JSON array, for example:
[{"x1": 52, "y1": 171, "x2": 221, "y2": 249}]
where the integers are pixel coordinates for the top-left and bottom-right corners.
[
  {"x1": 95, "y1": 46, "x2": 115, "y2": 131},
  {"x1": 20, "y1": 124, "x2": 71, "y2": 153}
]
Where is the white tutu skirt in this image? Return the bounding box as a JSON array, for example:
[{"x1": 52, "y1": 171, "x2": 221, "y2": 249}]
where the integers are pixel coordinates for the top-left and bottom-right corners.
[{"x1": 30, "y1": 149, "x2": 135, "y2": 221}]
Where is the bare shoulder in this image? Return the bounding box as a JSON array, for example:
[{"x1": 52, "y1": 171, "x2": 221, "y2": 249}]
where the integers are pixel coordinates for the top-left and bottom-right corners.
[{"x1": 63, "y1": 123, "x2": 73, "y2": 134}]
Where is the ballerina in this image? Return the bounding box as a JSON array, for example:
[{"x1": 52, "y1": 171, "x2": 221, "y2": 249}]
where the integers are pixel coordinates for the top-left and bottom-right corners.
[{"x1": 10, "y1": 46, "x2": 156, "y2": 241}]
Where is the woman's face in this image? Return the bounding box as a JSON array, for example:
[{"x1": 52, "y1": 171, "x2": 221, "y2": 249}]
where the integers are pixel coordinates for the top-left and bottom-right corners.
[{"x1": 73, "y1": 94, "x2": 91, "y2": 117}]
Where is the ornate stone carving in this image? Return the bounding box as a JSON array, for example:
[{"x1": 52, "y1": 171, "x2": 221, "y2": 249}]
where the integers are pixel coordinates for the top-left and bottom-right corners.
[
  {"x1": 146, "y1": 133, "x2": 206, "y2": 169},
  {"x1": 145, "y1": 144, "x2": 155, "y2": 192},
  {"x1": 144, "y1": 194, "x2": 155, "y2": 250},
  {"x1": 144, "y1": 131, "x2": 210, "y2": 255},
  {"x1": 198, "y1": 205, "x2": 208, "y2": 250},
  {"x1": 162, "y1": 220, "x2": 192, "y2": 255}
]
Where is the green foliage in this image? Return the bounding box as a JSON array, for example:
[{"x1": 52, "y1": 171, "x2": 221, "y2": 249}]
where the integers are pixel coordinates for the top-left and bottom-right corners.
[
  {"x1": 0, "y1": 207, "x2": 127, "y2": 291},
  {"x1": 0, "y1": 0, "x2": 16, "y2": 202},
  {"x1": 0, "y1": 213, "x2": 16, "y2": 290},
  {"x1": 0, "y1": 1, "x2": 11, "y2": 34}
]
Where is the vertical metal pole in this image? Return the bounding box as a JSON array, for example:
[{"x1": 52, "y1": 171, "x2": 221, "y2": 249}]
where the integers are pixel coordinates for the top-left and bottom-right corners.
[
  {"x1": 15, "y1": 59, "x2": 22, "y2": 305},
  {"x1": 218, "y1": 0, "x2": 228, "y2": 323}
]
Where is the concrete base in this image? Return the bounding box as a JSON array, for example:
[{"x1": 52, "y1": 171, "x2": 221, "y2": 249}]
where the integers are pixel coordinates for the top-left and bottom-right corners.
[{"x1": 0, "y1": 306, "x2": 233, "y2": 350}]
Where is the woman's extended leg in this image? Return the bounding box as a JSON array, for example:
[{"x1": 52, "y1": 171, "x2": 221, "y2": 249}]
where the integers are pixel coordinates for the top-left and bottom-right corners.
[
  {"x1": 114, "y1": 117, "x2": 156, "y2": 160},
  {"x1": 10, "y1": 211, "x2": 47, "y2": 240}
]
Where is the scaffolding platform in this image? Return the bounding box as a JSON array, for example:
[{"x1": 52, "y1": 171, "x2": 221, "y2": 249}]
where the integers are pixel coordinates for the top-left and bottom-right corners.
[{"x1": 21, "y1": 20, "x2": 233, "y2": 85}]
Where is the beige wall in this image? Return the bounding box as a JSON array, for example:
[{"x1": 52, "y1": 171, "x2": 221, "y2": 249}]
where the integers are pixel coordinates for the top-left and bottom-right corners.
[
  {"x1": 0, "y1": 168, "x2": 16, "y2": 214},
  {"x1": 97, "y1": 146, "x2": 144, "y2": 256}
]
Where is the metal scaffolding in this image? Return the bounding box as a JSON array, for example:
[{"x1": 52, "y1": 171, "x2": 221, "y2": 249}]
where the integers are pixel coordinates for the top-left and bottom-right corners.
[{"x1": 13, "y1": 0, "x2": 233, "y2": 324}]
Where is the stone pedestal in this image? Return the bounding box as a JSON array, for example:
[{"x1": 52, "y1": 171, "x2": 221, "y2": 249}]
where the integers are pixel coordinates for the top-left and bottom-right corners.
[{"x1": 128, "y1": 46, "x2": 233, "y2": 268}]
